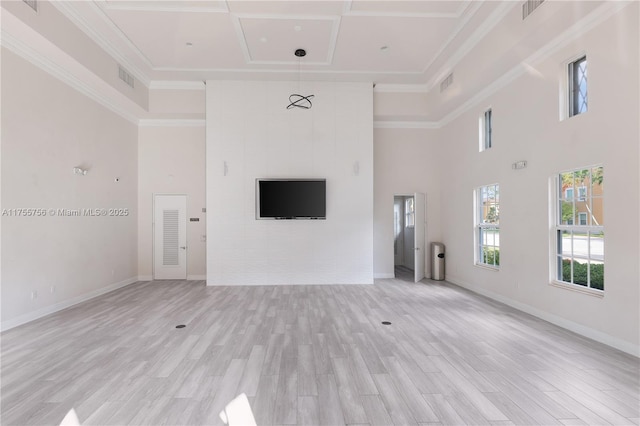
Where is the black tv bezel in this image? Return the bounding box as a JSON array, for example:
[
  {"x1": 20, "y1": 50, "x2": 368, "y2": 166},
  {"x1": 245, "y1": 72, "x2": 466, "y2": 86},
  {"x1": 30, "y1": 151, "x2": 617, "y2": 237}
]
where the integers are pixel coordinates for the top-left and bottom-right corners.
[{"x1": 255, "y1": 178, "x2": 327, "y2": 220}]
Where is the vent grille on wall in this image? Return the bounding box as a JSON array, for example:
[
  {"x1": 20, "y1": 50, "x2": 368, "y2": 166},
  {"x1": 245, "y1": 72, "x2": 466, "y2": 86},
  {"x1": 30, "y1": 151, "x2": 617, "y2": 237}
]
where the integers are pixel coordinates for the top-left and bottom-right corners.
[
  {"x1": 440, "y1": 73, "x2": 454, "y2": 93},
  {"x1": 23, "y1": 0, "x2": 37, "y2": 12},
  {"x1": 118, "y1": 65, "x2": 135, "y2": 88},
  {"x1": 163, "y1": 210, "x2": 179, "y2": 266},
  {"x1": 522, "y1": 0, "x2": 545, "y2": 19}
]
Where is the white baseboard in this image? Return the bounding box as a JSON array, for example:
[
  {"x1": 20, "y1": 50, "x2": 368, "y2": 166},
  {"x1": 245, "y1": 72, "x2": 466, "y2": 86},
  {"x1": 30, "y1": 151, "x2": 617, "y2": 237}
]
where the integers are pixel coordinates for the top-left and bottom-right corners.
[
  {"x1": 187, "y1": 275, "x2": 206, "y2": 280},
  {"x1": 374, "y1": 273, "x2": 395, "y2": 279},
  {"x1": 137, "y1": 275, "x2": 153, "y2": 281},
  {"x1": 1, "y1": 277, "x2": 139, "y2": 332},
  {"x1": 447, "y1": 277, "x2": 639, "y2": 358}
]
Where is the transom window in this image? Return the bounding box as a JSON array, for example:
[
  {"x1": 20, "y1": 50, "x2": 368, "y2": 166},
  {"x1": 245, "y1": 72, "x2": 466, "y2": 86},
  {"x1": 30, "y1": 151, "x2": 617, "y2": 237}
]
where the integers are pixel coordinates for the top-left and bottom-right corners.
[
  {"x1": 556, "y1": 166, "x2": 603, "y2": 290},
  {"x1": 476, "y1": 184, "x2": 500, "y2": 268},
  {"x1": 569, "y1": 56, "x2": 587, "y2": 117}
]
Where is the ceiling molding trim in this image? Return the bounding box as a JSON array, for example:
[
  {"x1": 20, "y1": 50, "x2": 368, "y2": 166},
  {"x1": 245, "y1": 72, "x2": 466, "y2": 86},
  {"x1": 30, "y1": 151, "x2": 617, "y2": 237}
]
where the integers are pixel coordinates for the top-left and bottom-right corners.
[
  {"x1": 420, "y1": 0, "x2": 484, "y2": 75},
  {"x1": 149, "y1": 81, "x2": 206, "y2": 90},
  {"x1": 374, "y1": 84, "x2": 428, "y2": 93},
  {"x1": 374, "y1": 121, "x2": 440, "y2": 129},
  {"x1": 50, "y1": 1, "x2": 153, "y2": 87},
  {"x1": 100, "y1": 1, "x2": 229, "y2": 13},
  {"x1": 455, "y1": 0, "x2": 475, "y2": 18},
  {"x1": 345, "y1": 11, "x2": 459, "y2": 19},
  {"x1": 1, "y1": 30, "x2": 139, "y2": 125},
  {"x1": 151, "y1": 67, "x2": 424, "y2": 77},
  {"x1": 425, "y1": 1, "x2": 517, "y2": 92},
  {"x1": 139, "y1": 119, "x2": 206, "y2": 127},
  {"x1": 437, "y1": 0, "x2": 632, "y2": 128},
  {"x1": 230, "y1": 14, "x2": 253, "y2": 63}
]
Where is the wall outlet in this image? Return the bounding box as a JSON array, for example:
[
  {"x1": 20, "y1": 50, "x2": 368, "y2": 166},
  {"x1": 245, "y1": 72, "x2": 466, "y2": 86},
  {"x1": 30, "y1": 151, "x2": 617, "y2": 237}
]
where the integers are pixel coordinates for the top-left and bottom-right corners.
[
  {"x1": 50, "y1": 286, "x2": 56, "y2": 294},
  {"x1": 201, "y1": 235, "x2": 206, "y2": 242},
  {"x1": 31, "y1": 290, "x2": 38, "y2": 300}
]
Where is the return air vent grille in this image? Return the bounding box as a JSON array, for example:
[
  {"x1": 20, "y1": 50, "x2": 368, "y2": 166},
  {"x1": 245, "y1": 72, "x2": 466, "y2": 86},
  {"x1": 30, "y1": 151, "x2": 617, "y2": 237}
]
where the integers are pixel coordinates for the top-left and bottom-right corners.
[
  {"x1": 163, "y1": 210, "x2": 179, "y2": 266},
  {"x1": 118, "y1": 65, "x2": 135, "y2": 88},
  {"x1": 23, "y1": 0, "x2": 37, "y2": 12},
  {"x1": 440, "y1": 73, "x2": 454, "y2": 93},
  {"x1": 522, "y1": 0, "x2": 545, "y2": 20}
]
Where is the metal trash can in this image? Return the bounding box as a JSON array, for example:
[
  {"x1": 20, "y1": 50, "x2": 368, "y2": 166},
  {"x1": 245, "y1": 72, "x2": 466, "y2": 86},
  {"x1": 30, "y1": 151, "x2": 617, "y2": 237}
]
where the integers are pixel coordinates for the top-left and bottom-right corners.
[{"x1": 431, "y1": 242, "x2": 445, "y2": 281}]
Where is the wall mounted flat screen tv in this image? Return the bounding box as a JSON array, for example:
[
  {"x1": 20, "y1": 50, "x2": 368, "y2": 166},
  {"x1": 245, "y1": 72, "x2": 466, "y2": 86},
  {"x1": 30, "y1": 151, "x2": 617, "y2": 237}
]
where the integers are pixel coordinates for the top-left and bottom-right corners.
[{"x1": 256, "y1": 179, "x2": 326, "y2": 220}]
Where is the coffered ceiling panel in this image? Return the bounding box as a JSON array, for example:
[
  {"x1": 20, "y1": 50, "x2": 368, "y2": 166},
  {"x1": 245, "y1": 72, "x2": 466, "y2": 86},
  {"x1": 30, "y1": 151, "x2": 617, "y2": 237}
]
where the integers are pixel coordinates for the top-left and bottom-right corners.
[
  {"x1": 101, "y1": 9, "x2": 245, "y2": 68},
  {"x1": 348, "y1": 0, "x2": 468, "y2": 16},
  {"x1": 227, "y1": 1, "x2": 345, "y2": 16},
  {"x1": 237, "y1": 16, "x2": 337, "y2": 64},
  {"x1": 333, "y1": 15, "x2": 457, "y2": 72}
]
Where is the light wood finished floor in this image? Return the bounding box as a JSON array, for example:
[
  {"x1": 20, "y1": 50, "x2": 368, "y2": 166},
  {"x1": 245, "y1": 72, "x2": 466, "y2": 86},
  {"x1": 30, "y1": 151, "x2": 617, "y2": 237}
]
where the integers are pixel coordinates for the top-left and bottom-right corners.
[{"x1": 2, "y1": 274, "x2": 639, "y2": 426}]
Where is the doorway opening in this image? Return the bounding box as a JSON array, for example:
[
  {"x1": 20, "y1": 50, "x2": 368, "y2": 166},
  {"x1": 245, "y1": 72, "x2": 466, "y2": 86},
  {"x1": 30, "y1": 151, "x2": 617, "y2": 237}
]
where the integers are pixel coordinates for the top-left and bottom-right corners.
[{"x1": 393, "y1": 193, "x2": 426, "y2": 283}]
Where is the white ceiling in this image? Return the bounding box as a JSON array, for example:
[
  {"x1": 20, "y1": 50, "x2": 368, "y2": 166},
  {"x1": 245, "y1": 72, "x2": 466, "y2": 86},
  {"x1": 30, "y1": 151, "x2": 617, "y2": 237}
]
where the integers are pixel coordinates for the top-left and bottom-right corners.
[{"x1": 60, "y1": 0, "x2": 499, "y2": 85}]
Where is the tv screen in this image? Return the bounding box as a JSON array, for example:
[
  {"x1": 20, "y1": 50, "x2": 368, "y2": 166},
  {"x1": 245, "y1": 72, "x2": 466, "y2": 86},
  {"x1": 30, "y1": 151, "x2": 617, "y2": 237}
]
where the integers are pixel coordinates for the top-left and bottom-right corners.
[{"x1": 257, "y1": 179, "x2": 326, "y2": 220}]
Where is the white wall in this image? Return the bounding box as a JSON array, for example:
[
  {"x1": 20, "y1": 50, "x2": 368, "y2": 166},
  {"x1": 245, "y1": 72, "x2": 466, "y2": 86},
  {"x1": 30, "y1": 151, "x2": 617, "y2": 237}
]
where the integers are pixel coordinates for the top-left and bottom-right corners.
[
  {"x1": 437, "y1": 7, "x2": 639, "y2": 355},
  {"x1": 1, "y1": 49, "x2": 138, "y2": 329},
  {"x1": 206, "y1": 81, "x2": 373, "y2": 285},
  {"x1": 137, "y1": 125, "x2": 206, "y2": 280},
  {"x1": 373, "y1": 128, "x2": 442, "y2": 279}
]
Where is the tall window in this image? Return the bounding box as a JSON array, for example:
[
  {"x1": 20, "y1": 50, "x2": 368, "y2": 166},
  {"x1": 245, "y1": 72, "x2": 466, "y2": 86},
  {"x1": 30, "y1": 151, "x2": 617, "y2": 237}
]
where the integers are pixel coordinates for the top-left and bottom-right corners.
[
  {"x1": 556, "y1": 166, "x2": 603, "y2": 290},
  {"x1": 479, "y1": 108, "x2": 492, "y2": 151},
  {"x1": 568, "y1": 56, "x2": 587, "y2": 117},
  {"x1": 476, "y1": 184, "x2": 500, "y2": 268}
]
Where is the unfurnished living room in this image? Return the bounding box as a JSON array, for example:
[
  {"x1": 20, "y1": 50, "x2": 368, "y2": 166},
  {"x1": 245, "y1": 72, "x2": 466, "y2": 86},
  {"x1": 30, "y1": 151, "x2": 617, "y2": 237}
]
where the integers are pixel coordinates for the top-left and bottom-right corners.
[{"x1": 1, "y1": 0, "x2": 639, "y2": 425}]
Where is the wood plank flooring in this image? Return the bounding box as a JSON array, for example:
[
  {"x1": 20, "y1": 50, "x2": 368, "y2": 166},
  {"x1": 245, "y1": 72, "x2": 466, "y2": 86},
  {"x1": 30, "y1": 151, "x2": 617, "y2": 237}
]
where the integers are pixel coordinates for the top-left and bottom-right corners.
[{"x1": 1, "y1": 273, "x2": 638, "y2": 425}]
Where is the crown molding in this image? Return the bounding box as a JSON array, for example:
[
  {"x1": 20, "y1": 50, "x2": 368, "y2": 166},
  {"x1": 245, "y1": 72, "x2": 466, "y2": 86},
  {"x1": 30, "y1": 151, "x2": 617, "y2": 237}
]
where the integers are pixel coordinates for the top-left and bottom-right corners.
[
  {"x1": 139, "y1": 119, "x2": 206, "y2": 127},
  {"x1": 50, "y1": 1, "x2": 152, "y2": 87},
  {"x1": 149, "y1": 81, "x2": 206, "y2": 90},
  {"x1": 99, "y1": 0, "x2": 229, "y2": 13},
  {"x1": 424, "y1": 1, "x2": 517, "y2": 93},
  {"x1": 374, "y1": 121, "x2": 440, "y2": 130},
  {"x1": 1, "y1": 30, "x2": 139, "y2": 125},
  {"x1": 374, "y1": 84, "x2": 428, "y2": 93}
]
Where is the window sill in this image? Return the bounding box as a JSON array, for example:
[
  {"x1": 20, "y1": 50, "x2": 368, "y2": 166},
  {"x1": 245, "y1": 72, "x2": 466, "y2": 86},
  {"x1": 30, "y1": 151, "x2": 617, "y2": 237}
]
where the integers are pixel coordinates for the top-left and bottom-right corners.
[
  {"x1": 549, "y1": 280, "x2": 604, "y2": 298},
  {"x1": 474, "y1": 263, "x2": 499, "y2": 272}
]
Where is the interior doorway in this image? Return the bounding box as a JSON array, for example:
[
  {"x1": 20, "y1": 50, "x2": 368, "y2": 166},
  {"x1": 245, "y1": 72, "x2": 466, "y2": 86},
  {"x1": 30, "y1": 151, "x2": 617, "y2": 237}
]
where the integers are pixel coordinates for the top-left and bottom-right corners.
[{"x1": 393, "y1": 193, "x2": 426, "y2": 283}]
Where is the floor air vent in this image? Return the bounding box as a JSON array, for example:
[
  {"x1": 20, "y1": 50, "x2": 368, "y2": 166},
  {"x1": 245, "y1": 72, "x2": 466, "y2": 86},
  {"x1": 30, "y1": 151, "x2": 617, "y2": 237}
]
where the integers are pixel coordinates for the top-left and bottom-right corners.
[
  {"x1": 23, "y1": 0, "x2": 37, "y2": 12},
  {"x1": 522, "y1": 0, "x2": 545, "y2": 20},
  {"x1": 118, "y1": 65, "x2": 135, "y2": 88}
]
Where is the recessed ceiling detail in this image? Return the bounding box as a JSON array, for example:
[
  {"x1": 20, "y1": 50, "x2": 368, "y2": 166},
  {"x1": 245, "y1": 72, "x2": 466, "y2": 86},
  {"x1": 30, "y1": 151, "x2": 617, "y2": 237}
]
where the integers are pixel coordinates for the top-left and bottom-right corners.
[{"x1": 233, "y1": 15, "x2": 340, "y2": 65}]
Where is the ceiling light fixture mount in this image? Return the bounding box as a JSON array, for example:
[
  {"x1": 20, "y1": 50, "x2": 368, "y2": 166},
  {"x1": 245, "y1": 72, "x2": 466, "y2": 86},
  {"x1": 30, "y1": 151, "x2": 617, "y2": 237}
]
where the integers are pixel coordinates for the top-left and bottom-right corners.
[{"x1": 287, "y1": 48, "x2": 314, "y2": 110}]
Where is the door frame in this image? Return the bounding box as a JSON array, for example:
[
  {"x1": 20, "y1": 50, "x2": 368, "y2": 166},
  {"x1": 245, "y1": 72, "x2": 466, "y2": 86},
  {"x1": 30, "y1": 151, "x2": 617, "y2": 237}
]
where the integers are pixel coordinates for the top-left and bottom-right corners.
[
  {"x1": 392, "y1": 193, "x2": 427, "y2": 282},
  {"x1": 153, "y1": 193, "x2": 188, "y2": 280}
]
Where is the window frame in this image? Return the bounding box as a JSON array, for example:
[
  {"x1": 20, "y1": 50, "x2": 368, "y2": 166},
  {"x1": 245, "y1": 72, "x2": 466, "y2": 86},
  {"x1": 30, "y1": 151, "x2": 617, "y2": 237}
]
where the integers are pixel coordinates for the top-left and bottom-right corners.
[
  {"x1": 475, "y1": 183, "x2": 500, "y2": 269},
  {"x1": 554, "y1": 166, "x2": 604, "y2": 292},
  {"x1": 568, "y1": 55, "x2": 587, "y2": 117},
  {"x1": 479, "y1": 108, "x2": 493, "y2": 151}
]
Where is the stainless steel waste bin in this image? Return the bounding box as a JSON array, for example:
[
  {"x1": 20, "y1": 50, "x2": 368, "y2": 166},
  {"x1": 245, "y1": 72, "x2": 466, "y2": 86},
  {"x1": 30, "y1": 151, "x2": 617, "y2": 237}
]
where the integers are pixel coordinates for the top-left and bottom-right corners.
[{"x1": 431, "y1": 242, "x2": 445, "y2": 280}]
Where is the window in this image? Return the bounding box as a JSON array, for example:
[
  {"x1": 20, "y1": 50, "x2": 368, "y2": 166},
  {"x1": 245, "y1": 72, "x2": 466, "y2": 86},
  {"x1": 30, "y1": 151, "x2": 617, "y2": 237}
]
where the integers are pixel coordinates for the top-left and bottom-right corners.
[
  {"x1": 556, "y1": 166, "x2": 603, "y2": 290},
  {"x1": 578, "y1": 212, "x2": 587, "y2": 226},
  {"x1": 405, "y1": 197, "x2": 415, "y2": 228},
  {"x1": 476, "y1": 184, "x2": 499, "y2": 268},
  {"x1": 577, "y1": 186, "x2": 587, "y2": 201},
  {"x1": 479, "y1": 108, "x2": 492, "y2": 151},
  {"x1": 568, "y1": 56, "x2": 587, "y2": 117},
  {"x1": 565, "y1": 187, "x2": 574, "y2": 201}
]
